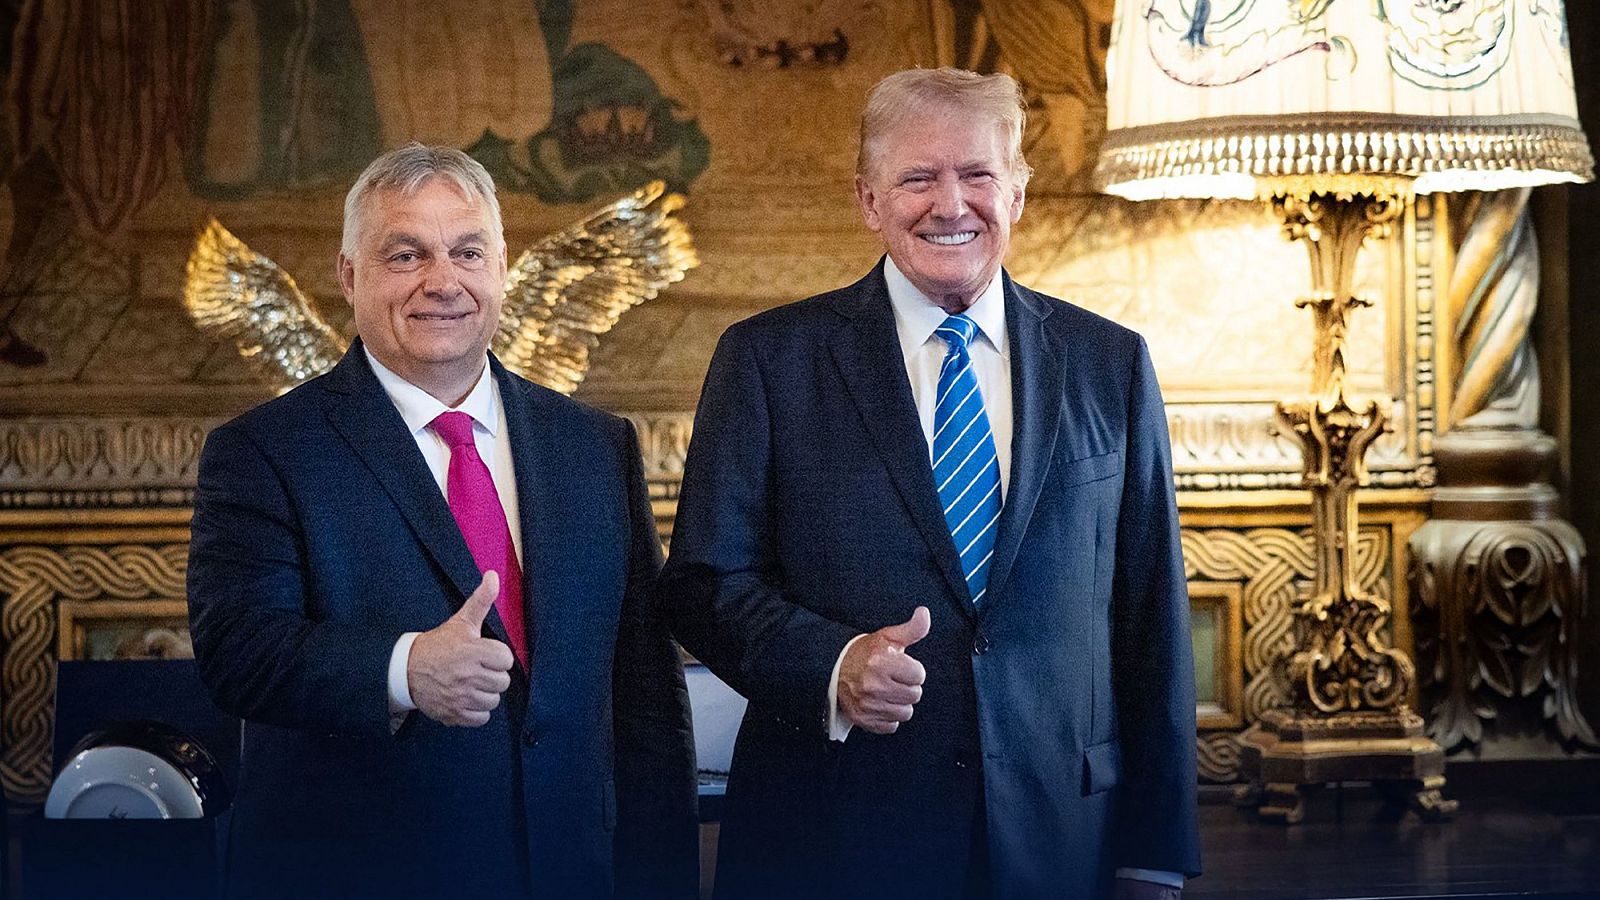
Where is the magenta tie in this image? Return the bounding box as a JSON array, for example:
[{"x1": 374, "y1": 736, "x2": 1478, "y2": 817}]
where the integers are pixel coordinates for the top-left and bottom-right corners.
[{"x1": 429, "y1": 411, "x2": 527, "y2": 668}]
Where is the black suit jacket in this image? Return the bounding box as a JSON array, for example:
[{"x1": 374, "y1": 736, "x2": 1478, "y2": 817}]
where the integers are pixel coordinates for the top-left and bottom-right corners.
[
  {"x1": 187, "y1": 344, "x2": 697, "y2": 899},
  {"x1": 661, "y1": 263, "x2": 1201, "y2": 898}
]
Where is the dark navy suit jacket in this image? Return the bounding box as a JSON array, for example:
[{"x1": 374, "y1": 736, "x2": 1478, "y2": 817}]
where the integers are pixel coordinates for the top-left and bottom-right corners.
[
  {"x1": 661, "y1": 263, "x2": 1201, "y2": 898},
  {"x1": 187, "y1": 344, "x2": 697, "y2": 900}
]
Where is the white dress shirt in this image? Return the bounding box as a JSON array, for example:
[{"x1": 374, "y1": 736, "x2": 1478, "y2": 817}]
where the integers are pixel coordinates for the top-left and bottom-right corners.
[
  {"x1": 885, "y1": 256, "x2": 1013, "y2": 498},
  {"x1": 826, "y1": 258, "x2": 1011, "y2": 742},
  {"x1": 820, "y1": 265, "x2": 1182, "y2": 890},
  {"x1": 365, "y1": 349, "x2": 522, "y2": 717}
]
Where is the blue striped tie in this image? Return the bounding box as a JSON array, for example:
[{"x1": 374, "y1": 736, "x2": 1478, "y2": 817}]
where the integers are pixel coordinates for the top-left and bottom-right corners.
[{"x1": 931, "y1": 314, "x2": 1002, "y2": 605}]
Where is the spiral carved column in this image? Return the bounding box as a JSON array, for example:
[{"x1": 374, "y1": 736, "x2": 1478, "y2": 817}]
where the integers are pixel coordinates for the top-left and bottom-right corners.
[{"x1": 1409, "y1": 188, "x2": 1597, "y2": 755}]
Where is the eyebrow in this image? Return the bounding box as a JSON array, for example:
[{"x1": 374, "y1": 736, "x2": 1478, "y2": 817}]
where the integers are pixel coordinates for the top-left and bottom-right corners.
[
  {"x1": 375, "y1": 231, "x2": 490, "y2": 253},
  {"x1": 376, "y1": 233, "x2": 424, "y2": 254},
  {"x1": 893, "y1": 160, "x2": 996, "y2": 179}
]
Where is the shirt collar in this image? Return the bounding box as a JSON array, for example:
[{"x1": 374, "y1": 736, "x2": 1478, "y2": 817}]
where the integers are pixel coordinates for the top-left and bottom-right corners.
[
  {"x1": 364, "y1": 348, "x2": 500, "y2": 438},
  {"x1": 883, "y1": 255, "x2": 1007, "y2": 358}
]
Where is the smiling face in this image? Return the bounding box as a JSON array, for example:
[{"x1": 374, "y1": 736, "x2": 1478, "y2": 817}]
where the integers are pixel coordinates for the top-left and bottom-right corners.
[
  {"x1": 338, "y1": 178, "x2": 507, "y2": 404},
  {"x1": 855, "y1": 107, "x2": 1025, "y2": 313}
]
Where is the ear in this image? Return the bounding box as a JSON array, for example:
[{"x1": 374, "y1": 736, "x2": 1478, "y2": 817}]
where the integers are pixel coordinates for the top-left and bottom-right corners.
[
  {"x1": 337, "y1": 252, "x2": 356, "y2": 305},
  {"x1": 1009, "y1": 178, "x2": 1026, "y2": 225},
  {"x1": 854, "y1": 175, "x2": 884, "y2": 234}
]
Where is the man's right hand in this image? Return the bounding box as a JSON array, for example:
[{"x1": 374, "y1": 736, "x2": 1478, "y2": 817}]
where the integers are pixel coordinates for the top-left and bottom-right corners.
[
  {"x1": 407, "y1": 571, "x2": 515, "y2": 727},
  {"x1": 837, "y1": 606, "x2": 930, "y2": 734}
]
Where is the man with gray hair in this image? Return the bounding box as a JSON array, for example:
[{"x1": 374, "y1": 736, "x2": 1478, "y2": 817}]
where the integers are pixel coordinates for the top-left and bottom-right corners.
[
  {"x1": 662, "y1": 68, "x2": 1200, "y2": 897},
  {"x1": 188, "y1": 143, "x2": 697, "y2": 900}
]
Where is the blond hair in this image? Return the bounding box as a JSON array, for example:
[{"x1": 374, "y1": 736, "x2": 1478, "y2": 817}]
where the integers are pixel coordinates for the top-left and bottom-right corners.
[{"x1": 857, "y1": 68, "x2": 1032, "y2": 183}]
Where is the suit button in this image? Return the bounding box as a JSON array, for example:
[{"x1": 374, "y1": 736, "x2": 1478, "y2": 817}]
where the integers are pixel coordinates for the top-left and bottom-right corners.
[
  {"x1": 523, "y1": 727, "x2": 540, "y2": 748},
  {"x1": 973, "y1": 632, "x2": 991, "y2": 655}
]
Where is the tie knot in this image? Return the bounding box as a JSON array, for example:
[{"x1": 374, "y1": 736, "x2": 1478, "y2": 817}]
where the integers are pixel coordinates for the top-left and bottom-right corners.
[
  {"x1": 936, "y1": 314, "x2": 979, "y2": 351},
  {"x1": 429, "y1": 411, "x2": 477, "y2": 449}
]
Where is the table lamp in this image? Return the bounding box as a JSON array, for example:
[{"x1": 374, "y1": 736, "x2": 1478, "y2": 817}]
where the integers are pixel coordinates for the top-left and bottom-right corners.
[{"x1": 1096, "y1": 0, "x2": 1591, "y2": 822}]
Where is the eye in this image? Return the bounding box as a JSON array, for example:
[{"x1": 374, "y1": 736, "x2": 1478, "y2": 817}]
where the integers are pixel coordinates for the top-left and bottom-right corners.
[
  {"x1": 459, "y1": 248, "x2": 483, "y2": 260},
  {"x1": 390, "y1": 251, "x2": 420, "y2": 265}
]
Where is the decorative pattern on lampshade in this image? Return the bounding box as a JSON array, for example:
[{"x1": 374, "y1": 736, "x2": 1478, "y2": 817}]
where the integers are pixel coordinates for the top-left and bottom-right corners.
[{"x1": 1096, "y1": 1, "x2": 1594, "y2": 199}]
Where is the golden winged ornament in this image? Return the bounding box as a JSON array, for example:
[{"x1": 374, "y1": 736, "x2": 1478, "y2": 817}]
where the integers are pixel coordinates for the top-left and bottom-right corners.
[{"x1": 183, "y1": 181, "x2": 697, "y2": 395}]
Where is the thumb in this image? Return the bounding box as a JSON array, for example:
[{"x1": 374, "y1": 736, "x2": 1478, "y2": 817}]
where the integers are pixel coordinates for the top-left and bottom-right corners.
[
  {"x1": 454, "y1": 570, "x2": 500, "y2": 629},
  {"x1": 879, "y1": 606, "x2": 931, "y2": 648}
]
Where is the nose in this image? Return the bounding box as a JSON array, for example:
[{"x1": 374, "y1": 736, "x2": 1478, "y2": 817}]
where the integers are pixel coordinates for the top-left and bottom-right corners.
[
  {"x1": 420, "y1": 256, "x2": 462, "y2": 300},
  {"x1": 930, "y1": 174, "x2": 966, "y2": 220}
]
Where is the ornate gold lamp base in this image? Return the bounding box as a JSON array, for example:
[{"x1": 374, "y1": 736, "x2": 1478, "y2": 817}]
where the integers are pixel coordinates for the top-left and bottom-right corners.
[
  {"x1": 1234, "y1": 189, "x2": 1455, "y2": 824},
  {"x1": 1236, "y1": 708, "x2": 1456, "y2": 823}
]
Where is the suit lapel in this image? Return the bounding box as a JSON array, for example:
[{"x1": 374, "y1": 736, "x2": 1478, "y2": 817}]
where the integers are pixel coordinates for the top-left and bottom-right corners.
[
  {"x1": 983, "y1": 277, "x2": 1064, "y2": 614},
  {"x1": 321, "y1": 343, "x2": 514, "y2": 647},
  {"x1": 828, "y1": 266, "x2": 974, "y2": 613},
  {"x1": 493, "y1": 358, "x2": 551, "y2": 670}
]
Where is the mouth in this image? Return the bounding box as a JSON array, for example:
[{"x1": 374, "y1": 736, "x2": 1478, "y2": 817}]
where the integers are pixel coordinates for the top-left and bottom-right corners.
[
  {"x1": 409, "y1": 312, "x2": 470, "y2": 322},
  {"x1": 921, "y1": 231, "x2": 977, "y2": 246}
]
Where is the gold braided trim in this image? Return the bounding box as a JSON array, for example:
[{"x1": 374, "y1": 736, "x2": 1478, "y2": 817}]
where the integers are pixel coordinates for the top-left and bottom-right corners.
[{"x1": 1095, "y1": 113, "x2": 1593, "y2": 200}]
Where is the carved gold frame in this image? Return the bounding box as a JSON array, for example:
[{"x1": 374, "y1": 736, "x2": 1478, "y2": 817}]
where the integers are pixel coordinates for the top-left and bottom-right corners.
[
  {"x1": 56, "y1": 599, "x2": 190, "y2": 661},
  {"x1": 1190, "y1": 581, "x2": 1244, "y2": 730}
]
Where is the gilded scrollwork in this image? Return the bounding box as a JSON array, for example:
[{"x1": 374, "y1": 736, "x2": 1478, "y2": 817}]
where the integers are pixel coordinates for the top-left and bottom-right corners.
[
  {"x1": 1226, "y1": 192, "x2": 1451, "y2": 821},
  {"x1": 0, "y1": 418, "x2": 213, "y2": 496},
  {"x1": 0, "y1": 407, "x2": 1433, "y2": 510},
  {"x1": 1197, "y1": 732, "x2": 1241, "y2": 784},
  {"x1": 1181, "y1": 524, "x2": 1391, "y2": 781},
  {"x1": 0, "y1": 415, "x2": 699, "y2": 512},
  {"x1": 0, "y1": 544, "x2": 188, "y2": 805},
  {"x1": 0, "y1": 524, "x2": 1399, "y2": 798},
  {"x1": 0, "y1": 555, "x2": 55, "y2": 805},
  {"x1": 1267, "y1": 192, "x2": 1419, "y2": 721}
]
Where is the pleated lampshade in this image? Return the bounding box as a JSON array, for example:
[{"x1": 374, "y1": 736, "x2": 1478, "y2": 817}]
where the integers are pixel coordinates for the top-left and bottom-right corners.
[{"x1": 1095, "y1": 1, "x2": 1593, "y2": 200}]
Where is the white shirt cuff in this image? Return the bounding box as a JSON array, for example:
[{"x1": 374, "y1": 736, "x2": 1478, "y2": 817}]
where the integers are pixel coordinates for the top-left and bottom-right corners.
[
  {"x1": 1116, "y1": 868, "x2": 1184, "y2": 889},
  {"x1": 826, "y1": 634, "x2": 868, "y2": 741},
  {"x1": 388, "y1": 632, "x2": 421, "y2": 714}
]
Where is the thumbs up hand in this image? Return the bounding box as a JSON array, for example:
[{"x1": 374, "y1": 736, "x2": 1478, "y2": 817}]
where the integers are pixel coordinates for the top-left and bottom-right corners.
[
  {"x1": 407, "y1": 571, "x2": 516, "y2": 727},
  {"x1": 837, "y1": 606, "x2": 930, "y2": 735}
]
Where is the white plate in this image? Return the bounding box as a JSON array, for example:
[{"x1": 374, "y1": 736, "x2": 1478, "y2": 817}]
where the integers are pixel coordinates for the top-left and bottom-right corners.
[{"x1": 44, "y1": 745, "x2": 205, "y2": 819}]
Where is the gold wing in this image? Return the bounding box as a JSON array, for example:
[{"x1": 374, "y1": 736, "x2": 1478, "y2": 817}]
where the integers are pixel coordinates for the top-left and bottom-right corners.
[
  {"x1": 184, "y1": 219, "x2": 347, "y2": 390},
  {"x1": 496, "y1": 181, "x2": 698, "y2": 394}
]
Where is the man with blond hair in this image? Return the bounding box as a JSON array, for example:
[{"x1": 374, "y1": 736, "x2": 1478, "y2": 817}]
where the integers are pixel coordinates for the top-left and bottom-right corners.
[
  {"x1": 662, "y1": 68, "x2": 1200, "y2": 898},
  {"x1": 188, "y1": 143, "x2": 697, "y2": 900}
]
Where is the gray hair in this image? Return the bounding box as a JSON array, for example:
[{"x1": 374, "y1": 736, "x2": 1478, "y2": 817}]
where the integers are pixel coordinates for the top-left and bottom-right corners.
[
  {"x1": 857, "y1": 67, "x2": 1032, "y2": 184},
  {"x1": 340, "y1": 142, "x2": 504, "y2": 256}
]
